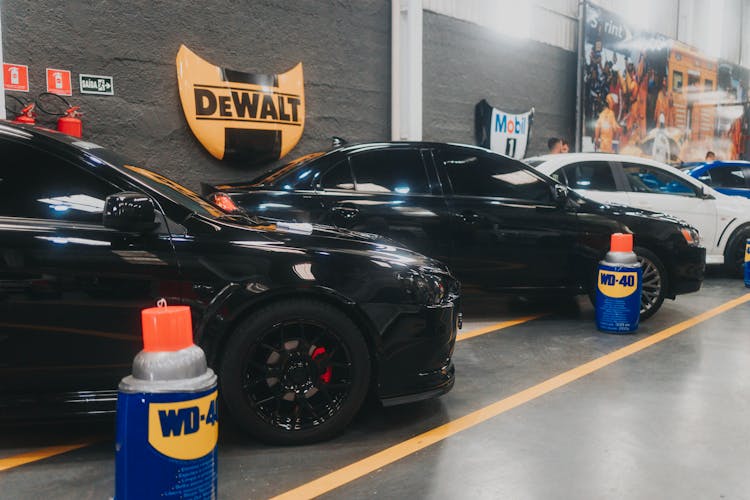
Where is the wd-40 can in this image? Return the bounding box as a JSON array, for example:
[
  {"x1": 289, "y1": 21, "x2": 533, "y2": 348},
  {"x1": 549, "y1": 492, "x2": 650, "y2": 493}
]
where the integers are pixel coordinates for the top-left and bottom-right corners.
[
  {"x1": 596, "y1": 233, "x2": 642, "y2": 333},
  {"x1": 115, "y1": 302, "x2": 218, "y2": 499},
  {"x1": 744, "y1": 238, "x2": 750, "y2": 288}
]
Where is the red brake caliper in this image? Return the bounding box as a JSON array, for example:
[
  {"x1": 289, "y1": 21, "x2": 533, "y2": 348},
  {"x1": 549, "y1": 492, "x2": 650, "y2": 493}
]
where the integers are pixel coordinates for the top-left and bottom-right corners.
[{"x1": 311, "y1": 347, "x2": 332, "y2": 383}]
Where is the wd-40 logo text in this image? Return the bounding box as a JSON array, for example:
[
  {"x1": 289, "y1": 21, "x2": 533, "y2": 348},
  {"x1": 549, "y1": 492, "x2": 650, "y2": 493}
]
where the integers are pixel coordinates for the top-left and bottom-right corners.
[
  {"x1": 745, "y1": 242, "x2": 750, "y2": 263},
  {"x1": 494, "y1": 113, "x2": 527, "y2": 135},
  {"x1": 158, "y1": 399, "x2": 218, "y2": 437},
  {"x1": 598, "y1": 270, "x2": 639, "y2": 298},
  {"x1": 176, "y1": 45, "x2": 305, "y2": 164},
  {"x1": 148, "y1": 391, "x2": 219, "y2": 460},
  {"x1": 193, "y1": 87, "x2": 301, "y2": 125}
]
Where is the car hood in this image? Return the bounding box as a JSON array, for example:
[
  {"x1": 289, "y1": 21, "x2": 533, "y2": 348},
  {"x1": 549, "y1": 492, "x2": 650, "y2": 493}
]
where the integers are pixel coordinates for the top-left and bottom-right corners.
[
  {"x1": 572, "y1": 194, "x2": 691, "y2": 227},
  {"x1": 192, "y1": 214, "x2": 451, "y2": 274}
]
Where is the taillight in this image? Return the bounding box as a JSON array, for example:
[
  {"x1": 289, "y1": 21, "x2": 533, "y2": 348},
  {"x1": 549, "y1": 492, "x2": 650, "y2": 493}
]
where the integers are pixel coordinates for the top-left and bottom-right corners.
[{"x1": 210, "y1": 192, "x2": 240, "y2": 213}]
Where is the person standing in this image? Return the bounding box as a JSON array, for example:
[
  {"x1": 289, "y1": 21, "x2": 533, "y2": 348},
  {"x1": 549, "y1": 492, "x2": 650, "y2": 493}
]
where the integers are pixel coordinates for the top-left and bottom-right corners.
[
  {"x1": 548, "y1": 137, "x2": 563, "y2": 154},
  {"x1": 595, "y1": 94, "x2": 622, "y2": 153}
]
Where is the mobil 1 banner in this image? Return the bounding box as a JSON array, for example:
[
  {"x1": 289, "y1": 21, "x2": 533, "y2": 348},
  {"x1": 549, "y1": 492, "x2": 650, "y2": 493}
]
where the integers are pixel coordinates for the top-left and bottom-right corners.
[{"x1": 475, "y1": 99, "x2": 534, "y2": 159}]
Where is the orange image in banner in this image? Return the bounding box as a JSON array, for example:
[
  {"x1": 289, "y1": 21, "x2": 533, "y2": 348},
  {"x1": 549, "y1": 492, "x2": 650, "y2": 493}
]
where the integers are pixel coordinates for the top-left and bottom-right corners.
[{"x1": 176, "y1": 45, "x2": 305, "y2": 165}]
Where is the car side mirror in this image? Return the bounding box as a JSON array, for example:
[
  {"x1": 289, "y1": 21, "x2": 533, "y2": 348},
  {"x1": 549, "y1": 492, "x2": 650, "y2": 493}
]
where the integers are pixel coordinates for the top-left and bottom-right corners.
[
  {"x1": 699, "y1": 186, "x2": 715, "y2": 200},
  {"x1": 103, "y1": 192, "x2": 158, "y2": 231},
  {"x1": 552, "y1": 183, "x2": 569, "y2": 207}
]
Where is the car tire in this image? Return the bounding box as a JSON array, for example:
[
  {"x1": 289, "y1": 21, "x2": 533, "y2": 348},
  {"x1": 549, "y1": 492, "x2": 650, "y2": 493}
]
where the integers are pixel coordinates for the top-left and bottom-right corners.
[
  {"x1": 219, "y1": 298, "x2": 371, "y2": 445},
  {"x1": 635, "y1": 247, "x2": 667, "y2": 320},
  {"x1": 723, "y1": 227, "x2": 750, "y2": 278},
  {"x1": 588, "y1": 247, "x2": 667, "y2": 320}
]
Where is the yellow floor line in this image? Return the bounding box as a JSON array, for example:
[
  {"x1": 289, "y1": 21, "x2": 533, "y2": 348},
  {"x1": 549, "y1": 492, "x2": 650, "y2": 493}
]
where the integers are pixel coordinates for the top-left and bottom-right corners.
[
  {"x1": 457, "y1": 314, "x2": 545, "y2": 342},
  {"x1": 271, "y1": 293, "x2": 750, "y2": 500},
  {"x1": 0, "y1": 443, "x2": 94, "y2": 472}
]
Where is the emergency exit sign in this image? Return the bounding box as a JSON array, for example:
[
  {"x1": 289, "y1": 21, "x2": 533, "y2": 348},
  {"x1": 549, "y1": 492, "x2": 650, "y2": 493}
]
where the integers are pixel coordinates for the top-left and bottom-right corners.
[{"x1": 79, "y1": 74, "x2": 114, "y2": 95}]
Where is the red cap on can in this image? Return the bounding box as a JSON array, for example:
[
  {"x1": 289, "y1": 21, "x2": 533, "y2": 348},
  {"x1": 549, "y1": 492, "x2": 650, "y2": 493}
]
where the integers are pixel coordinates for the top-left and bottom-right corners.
[
  {"x1": 610, "y1": 233, "x2": 633, "y2": 253},
  {"x1": 141, "y1": 305, "x2": 193, "y2": 352}
]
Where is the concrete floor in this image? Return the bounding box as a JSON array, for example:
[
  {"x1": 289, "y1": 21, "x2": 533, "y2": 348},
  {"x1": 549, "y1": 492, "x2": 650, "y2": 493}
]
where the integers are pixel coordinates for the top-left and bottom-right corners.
[{"x1": 2, "y1": 277, "x2": 749, "y2": 499}]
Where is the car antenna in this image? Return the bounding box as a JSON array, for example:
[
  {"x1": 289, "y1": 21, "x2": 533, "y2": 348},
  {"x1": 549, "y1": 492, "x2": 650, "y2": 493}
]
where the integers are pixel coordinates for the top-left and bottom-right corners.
[{"x1": 331, "y1": 136, "x2": 347, "y2": 148}]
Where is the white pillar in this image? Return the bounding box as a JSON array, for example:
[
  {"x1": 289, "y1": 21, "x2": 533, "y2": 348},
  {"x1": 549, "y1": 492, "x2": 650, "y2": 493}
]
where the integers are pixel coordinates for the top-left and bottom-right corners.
[
  {"x1": 391, "y1": 0, "x2": 422, "y2": 141},
  {"x1": 0, "y1": 0, "x2": 6, "y2": 120}
]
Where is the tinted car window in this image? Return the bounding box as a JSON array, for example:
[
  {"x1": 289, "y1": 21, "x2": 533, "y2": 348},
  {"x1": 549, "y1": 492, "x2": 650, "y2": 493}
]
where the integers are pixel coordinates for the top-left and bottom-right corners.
[
  {"x1": 349, "y1": 149, "x2": 429, "y2": 194},
  {"x1": 560, "y1": 162, "x2": 617, "y2": 191},
  {"x1": 443, "y1": 150, "x2": 552, "y2": 201},
  {"x1": 247, "y1": 152, "x2": 326, "y2": 189},
  {"x1": 0, "y1": 140, "x2": 116, "y2": 222},
  {"x1": 709, "y1": 166, "x2": 747, "y2": 188},
  {"x1": 320, "y1": 161, "x2": 355, "y2": 191},
  {"x1": 623, "y1": 163, "x2": 697, "y2": 197}
]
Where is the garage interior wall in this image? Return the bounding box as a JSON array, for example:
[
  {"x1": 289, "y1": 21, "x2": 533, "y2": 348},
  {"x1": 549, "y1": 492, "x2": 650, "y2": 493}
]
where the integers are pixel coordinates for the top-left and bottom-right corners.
[
  {"x1": 3, "y1": 1, "x2": 750, "y2": 187},
  {"x1": 421, "y1": 10, "x2": 577, "y2": 155},
  {"x1": 0, "y1": 1, "x2": 391, "y2": 189}
]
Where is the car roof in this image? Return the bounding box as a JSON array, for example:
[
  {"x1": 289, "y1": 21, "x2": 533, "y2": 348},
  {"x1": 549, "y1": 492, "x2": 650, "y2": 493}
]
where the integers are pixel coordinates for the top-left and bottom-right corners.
[
  {"x1": 528, "y1": 152, "x2": 724, "y2": 197},
  {"x1": 330, "y1": 141, "x2": 506, "y2": 157},
  {"x1": 703, "y1": 160, "x2": 750, "y2": 168},
  {"x1": 526, "y1": 152, "x2": 669, "y2": 169}
]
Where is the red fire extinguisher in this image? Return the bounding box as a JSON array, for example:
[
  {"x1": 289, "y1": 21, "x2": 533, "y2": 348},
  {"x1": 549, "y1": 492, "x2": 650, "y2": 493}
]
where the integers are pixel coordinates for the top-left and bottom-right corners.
[
  {"x1": 13, "y1": 103, "x2": 37, "y2": 125},
  {"x1": 35, "y1": 92, "x2": 83, "y2": 138},
  {"x1": 57, "y1": 106, "x2": 83, "y2": 138}
]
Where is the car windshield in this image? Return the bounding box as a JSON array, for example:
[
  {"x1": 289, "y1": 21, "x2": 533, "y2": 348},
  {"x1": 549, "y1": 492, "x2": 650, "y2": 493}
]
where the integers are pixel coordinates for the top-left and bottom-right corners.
[
  {"x1": 122, "y1": 165, "x2": 225, "y2": 217},
  {"x1": 64, "y1": 138, "x2": 234, "y2": 218},
  {"x1": 248, "y1": 152, "x2": 326, "y2": 189}
]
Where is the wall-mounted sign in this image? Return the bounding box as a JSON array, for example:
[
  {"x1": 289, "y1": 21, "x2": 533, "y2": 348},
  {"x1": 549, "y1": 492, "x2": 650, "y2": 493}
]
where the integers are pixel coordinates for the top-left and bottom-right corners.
[
  {"x1": 176, "y1": 45, "x2": 305, "y2": 165},
  {"x1": 79, "y1": 74, "x2": 114, "y2": 95},
  {"x1": 475, "y1": 99, "x2": 534, "y2": 159},
  {"x1": 3, "y1": 63, "x2": 29, "y2": 92},
  {"x1": 46, "y1": 68, "x2": 72, "y2": 96}
]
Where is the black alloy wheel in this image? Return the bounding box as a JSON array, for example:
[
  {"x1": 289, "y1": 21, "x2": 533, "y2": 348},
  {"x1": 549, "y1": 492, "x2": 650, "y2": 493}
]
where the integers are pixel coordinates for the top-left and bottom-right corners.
[
  {"x1": 635, "y1": 247, "x2": 667, "y2": 320},
  {"x1": 220, "y1": 299, "x2": 370, "y2": 445}
]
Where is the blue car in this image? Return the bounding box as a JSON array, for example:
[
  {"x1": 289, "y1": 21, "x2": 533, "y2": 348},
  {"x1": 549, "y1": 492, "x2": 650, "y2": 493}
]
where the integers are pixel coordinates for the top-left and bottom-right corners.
[{"x1": 683, "y1": 161, "x2": 750, "y2": 198}]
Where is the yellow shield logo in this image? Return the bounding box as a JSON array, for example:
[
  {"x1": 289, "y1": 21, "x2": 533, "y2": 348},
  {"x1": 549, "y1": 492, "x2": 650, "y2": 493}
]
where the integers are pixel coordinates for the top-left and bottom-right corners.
[
  {"x1": 148, "y1": 390, "x2": 219, "y2": 460},
  {"x1": 176, "y1": 45, "x2": 304, "y2": 164},
  {"x1": 597, "y1": 270, "x2": 639, "y2": 298}
]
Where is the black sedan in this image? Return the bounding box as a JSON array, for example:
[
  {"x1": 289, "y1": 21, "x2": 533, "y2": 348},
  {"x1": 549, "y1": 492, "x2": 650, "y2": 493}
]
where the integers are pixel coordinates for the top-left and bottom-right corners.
[
  {"x1": 205, "y1": 142, "x2": 706, "y2": 318},
  {"x1": 0, "y1": 123, "x2": 460, "y2": 445}
]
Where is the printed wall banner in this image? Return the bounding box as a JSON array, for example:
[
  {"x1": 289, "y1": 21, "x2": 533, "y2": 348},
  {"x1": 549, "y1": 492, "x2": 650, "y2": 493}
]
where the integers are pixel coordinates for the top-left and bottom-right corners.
[
  {"x1": 581, "y1": 3, "x2": 750, "y2": 163},
  {"x1": 176, "y1": 45, "x2": 305, "y2": 165},
  {"x1": 3, "y1": 63, "x2": 29, "y2": 92},
  {"x1": 79, "y1": 74, "x2": 114, "y2": 95},
  {"x1": 475, "y1": 99, "x2": 534, "y2": 159},
  {"x1": 46, "y1": 68, "x2": 72, "y2": 96}
]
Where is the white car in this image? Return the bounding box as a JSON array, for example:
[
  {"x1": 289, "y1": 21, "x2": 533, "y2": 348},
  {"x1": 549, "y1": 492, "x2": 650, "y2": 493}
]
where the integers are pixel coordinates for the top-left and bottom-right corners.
[{"x1": 527, "y1": 153, "x2": 750, "y2": 273}]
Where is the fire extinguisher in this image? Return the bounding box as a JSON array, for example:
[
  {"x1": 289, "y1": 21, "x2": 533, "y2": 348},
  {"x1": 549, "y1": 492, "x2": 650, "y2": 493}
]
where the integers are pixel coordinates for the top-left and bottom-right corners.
[
  {"x1": 6, "y1": 95, "x2": 36, "y2": 125},
  {"x1": 36, "y1": 92, "x2": 83, "y2": 138},
  {"x1": 13, "y1": 103, "x2": 36, "y2": 125},
  {"x1": 57, "y1": 106, "x2": 83, "y2": 138}
]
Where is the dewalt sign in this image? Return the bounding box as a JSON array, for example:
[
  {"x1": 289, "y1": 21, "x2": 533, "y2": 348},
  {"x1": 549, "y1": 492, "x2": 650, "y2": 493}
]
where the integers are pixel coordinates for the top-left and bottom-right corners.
[{"x1": 176, "y1": 45, "x2": 305, "y2": 165}]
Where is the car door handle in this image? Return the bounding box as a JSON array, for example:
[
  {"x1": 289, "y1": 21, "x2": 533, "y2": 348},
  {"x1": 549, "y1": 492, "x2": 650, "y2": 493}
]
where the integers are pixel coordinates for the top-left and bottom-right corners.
[
  {"x1": 456, "y1": 210, "x2": 482, "y2": 224},
  {"x1": 330, "y1": 205, "x2": 360, "y2": 219}
]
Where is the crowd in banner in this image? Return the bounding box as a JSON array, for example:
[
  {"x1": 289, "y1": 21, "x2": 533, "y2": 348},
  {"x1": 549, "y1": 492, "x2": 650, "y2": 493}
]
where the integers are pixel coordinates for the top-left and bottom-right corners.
[{"x1": 584, "y1": 47, "x2": 677, "y2": 154}]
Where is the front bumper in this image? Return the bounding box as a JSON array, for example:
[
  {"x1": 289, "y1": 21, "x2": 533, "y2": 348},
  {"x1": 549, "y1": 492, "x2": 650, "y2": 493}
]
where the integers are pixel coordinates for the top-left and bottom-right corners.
[
  {"x1": 667, "y1": 245, "x2": 706, "y2": 297},
  {"x1": 362, "y1": 300, "x2": 459, "y2": 405}
]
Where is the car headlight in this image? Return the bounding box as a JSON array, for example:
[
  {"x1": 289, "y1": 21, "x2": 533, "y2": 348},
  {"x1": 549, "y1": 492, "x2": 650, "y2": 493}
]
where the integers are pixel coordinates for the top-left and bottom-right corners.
[
  {"x1": 396, "y1": 269, "x2": 449, "y2": 306},
  {"x1": 680, "y1": 227, "x2": 701, "y2": 246}
]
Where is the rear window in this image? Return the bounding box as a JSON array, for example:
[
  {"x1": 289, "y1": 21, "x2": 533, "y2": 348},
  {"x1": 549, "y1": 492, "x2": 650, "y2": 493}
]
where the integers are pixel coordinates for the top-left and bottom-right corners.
[{"x1": 709, "y1": 166, "x2": 746, "y2": 188}]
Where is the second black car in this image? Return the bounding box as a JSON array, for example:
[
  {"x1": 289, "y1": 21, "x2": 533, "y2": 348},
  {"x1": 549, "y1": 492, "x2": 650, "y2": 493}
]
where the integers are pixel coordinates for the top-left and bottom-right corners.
[{"x1": 205, "y1": 142, "x2": 706, "y2": 318}]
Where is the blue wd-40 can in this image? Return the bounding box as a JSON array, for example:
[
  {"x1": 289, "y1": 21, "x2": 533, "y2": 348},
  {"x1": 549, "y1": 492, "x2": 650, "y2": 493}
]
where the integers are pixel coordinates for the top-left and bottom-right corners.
[
  {"x1": 115, "y1": 302, "x2": 218, "y2": 500},
  {"x1": 744, "y1": 238, "x2": 750, "y2": 288},
  {"x1": 596, "y1": 233, "x2": 642, "y2": 333}
]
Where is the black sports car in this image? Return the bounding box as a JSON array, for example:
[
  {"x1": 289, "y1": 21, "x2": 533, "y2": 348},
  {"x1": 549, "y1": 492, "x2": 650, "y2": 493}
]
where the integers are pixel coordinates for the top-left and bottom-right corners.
[
  {"x1": 205, "y1": 142, "x2": 706, "y2": 318},
  {"x1": 0, "y1": 123, "x2": 460, "y2": 445}
]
